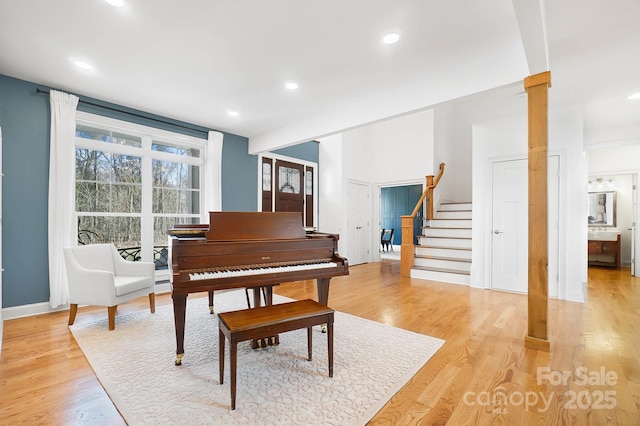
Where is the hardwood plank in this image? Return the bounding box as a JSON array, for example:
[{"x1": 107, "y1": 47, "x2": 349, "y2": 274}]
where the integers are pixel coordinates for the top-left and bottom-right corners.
[{"x1": 1, "y1": 263, "x2": 638, "y2": 424}]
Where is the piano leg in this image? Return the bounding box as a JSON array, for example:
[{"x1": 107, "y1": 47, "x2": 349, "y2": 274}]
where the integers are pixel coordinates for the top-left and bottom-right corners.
[
  {"x1": 317, "y1": 278, "x2": 330, "y2": 306},
  {"x1": 172, "y1": 293, "x2": 188, "y2": 365},
  {"x1": 208, "y1": 291, "x2": 214, "y2": 314},
  {"x1": 317, "y1": 278, "x2": 331, "y2": 333}
]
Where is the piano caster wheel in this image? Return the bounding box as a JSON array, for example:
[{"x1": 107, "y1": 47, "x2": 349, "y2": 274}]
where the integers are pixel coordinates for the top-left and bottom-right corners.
[
  {"x1": 321, "y1": 324, "x2": 327, "y2": 333},
  {"x1": 209, "y1": 306, "x2": 214, "y2": 314},
  {"x1": 175, "y1": 353, "x2": 184, "y2": 366}
]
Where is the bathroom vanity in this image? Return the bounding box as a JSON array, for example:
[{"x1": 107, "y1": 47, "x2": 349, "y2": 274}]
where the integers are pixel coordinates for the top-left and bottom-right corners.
[{"x1": 587, "y1": 232, "x2": 621, "y2": 268}]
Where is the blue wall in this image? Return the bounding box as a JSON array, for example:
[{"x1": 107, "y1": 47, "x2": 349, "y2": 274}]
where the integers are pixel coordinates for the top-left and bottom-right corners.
[
  {"x1": 275, "y1": 142, "x2": 319, "y2": 163},
  {"x1": 0, "y1": 74, "x2": 268, "y2": 308}
]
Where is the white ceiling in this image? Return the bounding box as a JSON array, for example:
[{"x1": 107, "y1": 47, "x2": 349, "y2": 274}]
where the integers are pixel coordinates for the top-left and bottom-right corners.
[{"x1": 1, "y1": 0, "x2": 639, "y2": 152}]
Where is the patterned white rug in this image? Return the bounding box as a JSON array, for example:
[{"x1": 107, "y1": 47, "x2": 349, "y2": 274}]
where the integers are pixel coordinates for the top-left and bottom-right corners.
[{"x1": 70, "y1": 290, "x2": 444, "y2": 425}]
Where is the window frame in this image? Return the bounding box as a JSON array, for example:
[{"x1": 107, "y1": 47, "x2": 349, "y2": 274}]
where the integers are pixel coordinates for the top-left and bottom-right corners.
[{"x1": 74, "y1": 111, "x2": 209, "y2": 282}]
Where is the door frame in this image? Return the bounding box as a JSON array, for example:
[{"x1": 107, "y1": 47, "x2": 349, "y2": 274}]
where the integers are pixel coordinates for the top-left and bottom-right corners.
[
  {"x1": 487, "y1": 153, "x2": 562, "y2": 297},
  {"x1": 373, "y1": 179, "x2": 423, "y2": 262},
  {"x1": 586, "y1": 169, "x2": 640, "y2": 276},
  {"x1": 257, "y1": 153, "x2": 318, "y2": 228},
  {"x1": 346, "y1": 179, "x2": 373, "y2": 265}
]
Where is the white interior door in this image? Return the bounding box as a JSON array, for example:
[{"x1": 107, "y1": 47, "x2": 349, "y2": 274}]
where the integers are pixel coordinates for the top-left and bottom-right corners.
[
  {"x1": 632, "y1": 173, "x2": 638, "y2": 276},
  {"x1": 491, "y1": 156, "x2": 559, "y2": 297},
  {"x1": 347, "y1": 181, "x2": 371, "y2": 265}
]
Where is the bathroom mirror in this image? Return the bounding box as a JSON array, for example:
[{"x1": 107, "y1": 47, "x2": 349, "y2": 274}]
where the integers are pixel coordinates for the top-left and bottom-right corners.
[{"x1": 588, "y1": 191, "x2": 616, "y2": 227}]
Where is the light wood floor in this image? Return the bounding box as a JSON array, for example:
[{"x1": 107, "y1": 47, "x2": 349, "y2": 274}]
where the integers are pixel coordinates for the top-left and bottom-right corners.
[{"x1": 1, "y1": 261, "x2": 639, "y2": 425}]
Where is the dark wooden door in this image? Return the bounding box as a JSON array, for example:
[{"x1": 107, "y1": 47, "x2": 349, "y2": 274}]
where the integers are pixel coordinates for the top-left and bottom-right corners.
[{"x1": 275, "y1": 160, "x2": 304, "y2": 216}]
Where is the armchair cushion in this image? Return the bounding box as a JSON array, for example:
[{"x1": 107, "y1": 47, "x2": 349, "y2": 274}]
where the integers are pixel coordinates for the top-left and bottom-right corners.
[{"x1": 114, "y1": 276, "x2": 154, "y2": 296}]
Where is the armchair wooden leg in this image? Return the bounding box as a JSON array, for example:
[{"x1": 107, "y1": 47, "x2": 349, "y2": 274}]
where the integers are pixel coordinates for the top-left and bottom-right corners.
[
  {"x1": 149, "y1": 292, "x2": 156, "y2": 313},
  {"x1": 68, "y1": 304, "x2": 78, "y2": 326},
  {"x1": 108, "y1": 306, "x2": 116, "y2": 330}
]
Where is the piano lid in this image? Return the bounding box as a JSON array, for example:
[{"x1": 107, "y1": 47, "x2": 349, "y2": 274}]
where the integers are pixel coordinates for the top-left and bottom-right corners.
[{"x1": 205, "y1": 211, "x2": 307, "y2": 241}]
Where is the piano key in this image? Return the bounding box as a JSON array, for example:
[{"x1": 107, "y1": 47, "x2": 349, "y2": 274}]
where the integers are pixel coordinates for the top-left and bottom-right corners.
[{"x1": 188, "y1": 261, "x2": 339, "y2": 280}]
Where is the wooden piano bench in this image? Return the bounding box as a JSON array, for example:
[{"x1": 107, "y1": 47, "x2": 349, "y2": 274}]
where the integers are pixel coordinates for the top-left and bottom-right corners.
[{"x1": 218, "y1": 299, "x2": 334, "y2": 410}]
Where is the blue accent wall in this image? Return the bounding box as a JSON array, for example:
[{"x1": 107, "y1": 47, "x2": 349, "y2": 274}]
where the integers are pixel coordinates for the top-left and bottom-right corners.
[
  {"x1": 275, "y1": 141, "x2": 319, "y2": 163},
  {"x1": 0, "y1": 74, "x2": 260, "y2": 308},
  {"x1": 0, "y1": 75, "x2": 51, "y2": 307},
  {"x1": 221, "y1": 133, "x2": 258, "y2": 211}
]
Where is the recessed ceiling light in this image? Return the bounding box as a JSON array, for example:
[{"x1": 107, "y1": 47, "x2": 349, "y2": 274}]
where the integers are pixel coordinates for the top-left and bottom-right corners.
[
  {"x1": 285, "y1": 82, "x2": 299, "y2": 90},
  {"x1": 627, "y1": 92, "x2": 640, "y2": 100},
  {"x1": 105, "y1": 0, "x2": 125, "y2": 7},
  {"x1": 383, "y1": 33, "x2": 400, "y2": 44},
  {"x1": 227, "y1": 110, "x2": 239, "y2": 117},
  {"x1": 74, "y1": 60, "x2": 93, "y2": 70}
]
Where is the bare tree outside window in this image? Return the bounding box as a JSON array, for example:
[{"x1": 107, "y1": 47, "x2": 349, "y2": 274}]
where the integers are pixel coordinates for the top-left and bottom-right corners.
[{"x1": 74, "y1": 120, "x2": 205, "y2": 271}]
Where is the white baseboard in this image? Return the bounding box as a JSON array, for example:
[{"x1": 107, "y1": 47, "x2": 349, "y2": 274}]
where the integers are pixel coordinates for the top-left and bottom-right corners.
[{"x1": 1, "y1": 282, "x2": 172, "y2": 321}]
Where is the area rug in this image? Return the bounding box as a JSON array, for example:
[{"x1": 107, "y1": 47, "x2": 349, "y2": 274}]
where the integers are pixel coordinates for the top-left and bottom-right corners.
[{"x1": 70, "y1": 290, "x2": 444, "y2": 425}]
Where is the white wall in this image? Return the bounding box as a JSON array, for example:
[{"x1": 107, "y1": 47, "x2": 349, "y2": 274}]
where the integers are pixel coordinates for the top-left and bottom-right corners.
[
  {"x1": 472, "y1": 104, "x2": 587, "y2": 302},
  {"x1": 434, "y1": 104, "x2": 473, "y2": 203},
  {"x1": 318, "y1": 133, "x2": 346, "y2": 255},
  {"x1": 318, "y1": 109, "x2": 435, "y2": 262},
  {"x1": 342, "y1": 110, "x2": 435, "y2": 182}
]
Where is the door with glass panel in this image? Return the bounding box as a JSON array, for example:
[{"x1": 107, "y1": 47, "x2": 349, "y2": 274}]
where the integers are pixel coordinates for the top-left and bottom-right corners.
[{"x1": 274, "y1": 160, "x2": 305, "y2": 216}]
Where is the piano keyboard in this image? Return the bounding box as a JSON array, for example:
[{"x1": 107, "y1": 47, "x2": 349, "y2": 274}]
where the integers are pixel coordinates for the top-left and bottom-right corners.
[{"x1": 189, "y1": 261, "x2": 339, "y2": 280}]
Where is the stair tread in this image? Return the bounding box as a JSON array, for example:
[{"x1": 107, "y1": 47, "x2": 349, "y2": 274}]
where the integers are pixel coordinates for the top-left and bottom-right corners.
[
  {"x1": 411, "y1": 265, "x2": 471, "y2": 275},
  {"x1": 420, "y1": 236, "x2": 471, "y2": 240},
  {"x1": 422, "y1": 226, "x2": 472, "y2": 230},
  {"x1": 417, "y1": 245, "x2": 471, "y2": 251},
  {"x1": 415, "y1": 255, "x2": 471, "y2": 263}
]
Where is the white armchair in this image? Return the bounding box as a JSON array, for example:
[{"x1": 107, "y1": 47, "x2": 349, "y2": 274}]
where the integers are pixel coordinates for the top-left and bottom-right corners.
[{"x1": 63, "y1": 243, "x2": 156, "y2": 330}]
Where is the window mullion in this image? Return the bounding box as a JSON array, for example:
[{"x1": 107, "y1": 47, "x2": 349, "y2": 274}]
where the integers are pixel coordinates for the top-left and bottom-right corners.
[{"x1": 141, "y1": 136, "x2": 153, "y2": 263}]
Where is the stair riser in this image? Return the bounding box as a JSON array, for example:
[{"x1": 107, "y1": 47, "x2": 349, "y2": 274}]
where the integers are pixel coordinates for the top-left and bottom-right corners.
[
  {"x1": 434, "y1": 211, "x2": 472, "y2": 219},
  {"x1": 427, "y1": 219, "x2": 472, "y2": 228},
  {"x1": 418, "y1": 237, "x2": 472, "y2": 249},
  {"x1": 414, "y1": 257, "x2": 471, "y2": 271},
  {"x1": 415, "y1": 247, "x2": 472, "y2": 259},
  {"x1": 438, "y1": 203, "x2": 472, "y2": 212},
  {"x1": 423, "y1": 228, "x2": 471, "y2": 238},
  {"x1": 410, "y1": 268, "x2": 471, "y2": 285}
]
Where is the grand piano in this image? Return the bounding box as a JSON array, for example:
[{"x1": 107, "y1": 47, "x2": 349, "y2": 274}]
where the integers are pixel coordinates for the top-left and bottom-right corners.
[{"x1": 168, "y1": 211, "x2": 349, "y2": 365}]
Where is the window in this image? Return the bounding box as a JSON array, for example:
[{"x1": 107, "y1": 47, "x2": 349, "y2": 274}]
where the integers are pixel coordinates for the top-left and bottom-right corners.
[{"x1": 74, "y1": 112, "x2": 209, "y2": 279}]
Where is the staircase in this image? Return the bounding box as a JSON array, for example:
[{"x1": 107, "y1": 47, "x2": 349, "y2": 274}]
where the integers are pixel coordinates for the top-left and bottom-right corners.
[{"x1": 410, "y1": 202, "x2": 472, "y2": 285}]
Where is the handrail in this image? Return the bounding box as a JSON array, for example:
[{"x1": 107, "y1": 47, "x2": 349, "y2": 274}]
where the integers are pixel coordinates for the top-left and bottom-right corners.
[
  {"x1": 410, "y1": 163, "x2": 445, "y2": 219},
  {"x1": 400, "y1": 162, "x2": 445, "y2": 277}
]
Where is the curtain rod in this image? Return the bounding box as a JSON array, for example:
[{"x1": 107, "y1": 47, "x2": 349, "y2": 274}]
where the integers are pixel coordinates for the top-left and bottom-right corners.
[{"x1": 36, "y1": 88, "x2": 210, "y2": 137}]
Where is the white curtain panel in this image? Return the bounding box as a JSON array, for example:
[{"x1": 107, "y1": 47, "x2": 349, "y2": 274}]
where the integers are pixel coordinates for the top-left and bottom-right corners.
[
  {"x1": 48, "y1": 90, "x2": 79, "y2": 308},
  {"x1": 205, "y1": 130, "x2": 224, "y2": 220}
]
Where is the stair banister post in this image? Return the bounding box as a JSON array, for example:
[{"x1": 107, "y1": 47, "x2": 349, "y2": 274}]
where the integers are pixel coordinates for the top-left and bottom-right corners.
[
  {"x1": 400, "y1": 215, "x2": 414, "y2": 277},
  {"x1": 400, "y1": 163, "x2": 445, "y2": 277},
  {"x1": 426, "y1": 175, "x2": 434, "y2": 220}
]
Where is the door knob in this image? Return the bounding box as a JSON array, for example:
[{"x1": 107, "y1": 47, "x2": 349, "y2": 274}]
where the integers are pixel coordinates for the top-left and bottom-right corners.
[{"x1": 494, "y1": 230, "x2": 503, "y2": 234}]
